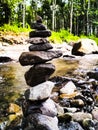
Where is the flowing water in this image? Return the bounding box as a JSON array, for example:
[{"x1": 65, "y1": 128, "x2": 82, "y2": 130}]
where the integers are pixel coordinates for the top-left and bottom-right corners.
[
  {"x1": 0, "y1": 56, "x2": 98, "y2": 104},
  {"x1": 0, "y1": 59, "x2": 78, "y2": 109}
]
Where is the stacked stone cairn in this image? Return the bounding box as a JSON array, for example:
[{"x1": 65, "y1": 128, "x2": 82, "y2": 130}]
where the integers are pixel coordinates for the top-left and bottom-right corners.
[{"x1": 19, "y1": 16, "x2": 62, "y2": 130}]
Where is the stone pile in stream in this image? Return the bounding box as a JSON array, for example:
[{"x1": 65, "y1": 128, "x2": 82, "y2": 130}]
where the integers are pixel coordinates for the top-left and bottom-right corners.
[
  {"x1": 19, "y1": 16, "x2": 62, "y2": 130},
  {"x1": 18, "y1": 17, "x2": 98, "y2": 130}
]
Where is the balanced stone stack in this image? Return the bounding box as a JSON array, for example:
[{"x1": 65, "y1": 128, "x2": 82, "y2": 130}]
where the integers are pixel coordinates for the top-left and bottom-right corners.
[{"x1": 19, "y1": 16, "x2": 62, "y2": 130}]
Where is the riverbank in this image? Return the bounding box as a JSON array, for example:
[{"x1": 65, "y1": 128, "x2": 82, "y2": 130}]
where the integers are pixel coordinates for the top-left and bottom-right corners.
[{"x1": 0, "y1": 43, "x2": 31, "y2": 61}]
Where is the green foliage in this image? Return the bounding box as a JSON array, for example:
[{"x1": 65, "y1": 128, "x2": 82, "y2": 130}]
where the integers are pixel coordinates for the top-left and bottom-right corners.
[
  {"x1": 49, "y1": 29, "x2": 98, "y2": 45},
  {"x1": 49, "y1": 29, "x2": 79, "y2": 44},
  {"x1": 0, "y1": 24, "x2": 31, "y2": 34},
  {"x1": 49, "y1": 31, "x2": 62, "y2": 43}
]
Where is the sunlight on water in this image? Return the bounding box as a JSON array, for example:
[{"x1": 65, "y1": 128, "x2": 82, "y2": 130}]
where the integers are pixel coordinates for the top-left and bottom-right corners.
[
  {"x1": 0, "y1": 59, "x2": 78, "y2": 104},
  {"x1": 0, "y1": 62, "x2": 29, "y2": 103},
  {"x1": 51, "y1": 58, "x2": 79, "y2": 77}
]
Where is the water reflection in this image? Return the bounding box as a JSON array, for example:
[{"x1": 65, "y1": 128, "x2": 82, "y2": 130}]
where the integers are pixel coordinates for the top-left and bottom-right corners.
[
  {"x1": 51, "y1": 58, "x2": 79, "y2": 77},
  {"x1": 0, "y1": 59, "x2": 78, "y2": 105},
  {"x1": 0, "y1": 62, "x2": 29, "y2": 104}
]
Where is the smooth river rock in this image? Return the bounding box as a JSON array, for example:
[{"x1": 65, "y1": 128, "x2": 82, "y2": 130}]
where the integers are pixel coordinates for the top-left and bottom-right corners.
[
  {"x1": 19, "y1": 50, "x2": 62, "y2": 66},
  {"x1": 25, "y1": 63, "x2": 55, "y2": 87},
  {"x1": 29, "y1": 42, "x2": 53, "y2": 51},
  {"x1": 25, "y1": 81, "x2": 55, "y2": 101},
  {"x1": 26, "y1": 113, "x2": 59, "y2": 130},
  {"x1": 26, "y1": 37, "x2": 49, "y2": 45},
  {"x1": 72, "y1": 38, "x2": 98, "y2": 56},
  {"x1": 29, "y1": 30, "x2": 51, "y2": 38},
  {"x1": 31, "y1": 22, "x2": 47, "y2": 30}
]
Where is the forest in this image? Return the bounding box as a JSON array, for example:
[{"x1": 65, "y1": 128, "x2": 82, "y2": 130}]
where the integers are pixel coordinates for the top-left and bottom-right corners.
[{"x1": 0, "y1": 0, "x2": 98, "y2": 37}]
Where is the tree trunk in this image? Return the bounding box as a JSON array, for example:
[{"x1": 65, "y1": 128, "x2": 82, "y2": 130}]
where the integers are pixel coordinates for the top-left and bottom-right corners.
[
  {"x1": 87, "y1": 0, "x2": 90, "y2": 35},
  {"x1": 70, "y1": 0, "x2": 73, "y2": 34},
  {"x1": 23, "y1": 0, "x2": 26, "y2": 28}
]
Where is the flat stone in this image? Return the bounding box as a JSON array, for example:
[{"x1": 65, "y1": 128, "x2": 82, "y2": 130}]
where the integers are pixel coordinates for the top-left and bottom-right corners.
[
  {"x1": 29, "y1": 42, "x2": 53, "y2": 51},
  {"x1": 25, "y1": 63, "x2": 55, "y2": 87},
  {"x1": 25, "y1": 81, "x2": 55, "y2": 101},
  {"x1": 19, "y1": 50, "x2": 62, "y2": 66},
  {"x1": 31, "y1": 22, "x2": 47, "y2": 30},
  {"x1": 29, "y1": 30, "x2": 51, "y2": 38},
  {"x1": 26, "y1": 37, "x2": 49, "y2": 45}
]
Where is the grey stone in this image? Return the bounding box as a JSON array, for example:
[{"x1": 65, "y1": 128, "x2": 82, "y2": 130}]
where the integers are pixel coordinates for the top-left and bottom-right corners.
[
  {"x1": 29, "y1": 30, "x2": 51, "y2": 38},
  {"x1": 22, "y1": 98, "x2": 57, "y2": 117},
  {"x1": 26, "y1": 37, "x2": 49, "y2": 45},
  {"x1": 26, "y1": 113, "x2": 59, "y2": 130},
  {"x1": 60, "y1": 81, "x2": 76, "y2": 94},
  {"x1": 19, "y1": 50, "x2": 62, "y2": 66},
  {"x1": 59, "y1": 121, "x2": 84, "y2": 130},
  {"x1": 40, "y1": 98, "x2": 57, "y2": 117},
  {"x1": 29, "y1": 42, "x2": 53, "y2": 51},
  {"x1": 92, "y1": 107, "x2": 98, "y2": 120},
  {"x1": 31, "y1": 22, "x2": 47, "y2": 30},
  {"x1": 25, "y1": 81, "x2": 54, "y2": 101},
  {"x1": 25, "y1": 63, "x2": 55, "y2": 87}
]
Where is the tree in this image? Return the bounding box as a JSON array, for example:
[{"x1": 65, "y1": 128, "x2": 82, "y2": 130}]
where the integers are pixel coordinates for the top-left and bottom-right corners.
[
  {"x1": 0, "y1": 1, "x2": 11, "y2": 25},
  {"x1": 70, "y1": 0, "x2": 73, "y2": 33},
  {"x1": 0, "y1": 0, "x2": 23, "y2": 25}
]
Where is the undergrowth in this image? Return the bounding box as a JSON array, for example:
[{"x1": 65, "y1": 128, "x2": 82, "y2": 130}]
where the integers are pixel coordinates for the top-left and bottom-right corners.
[{"x1": 0, "y1": 25, "x2": 98, "y2": 45}]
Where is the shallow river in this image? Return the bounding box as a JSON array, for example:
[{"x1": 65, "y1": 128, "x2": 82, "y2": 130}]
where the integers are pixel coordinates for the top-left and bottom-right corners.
[
  {"x1": 0, "y1": 55, "x2": 98, "y2": 123},
  {"x1": 0, "y1": 55, "x2": 98, "y2": 103},
  {"x1": 0, "y1": 59, "x2": 78, "y2": 105}
]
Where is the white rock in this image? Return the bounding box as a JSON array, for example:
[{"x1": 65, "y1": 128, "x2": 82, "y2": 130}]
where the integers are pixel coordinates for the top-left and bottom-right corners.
[
  {"x1": 60, "y1": 81, "x2": 76, "y2": 94},
  {"x1": 29, "y1": 81, "x2": 54, "y2": 101},
  {"x1": 41, "y1": 98, "x2": 57, "y2": 116}
]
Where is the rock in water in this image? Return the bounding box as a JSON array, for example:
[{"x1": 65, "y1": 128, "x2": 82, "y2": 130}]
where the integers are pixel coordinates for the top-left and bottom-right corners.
[
  {"x1": 29, "y1": 42, "x2": 53, "y2": 51},
  {"x1": 31, "y1": 22, "x2": 47, "y2": 30},
  {"x1": 25, "y1": 81, "x2": 54, "y2": 101},
  {"x1": 26, "y1": 113, "x2": 59, "y2": 130},
  {"x1": 72, "y1": 38, "x2": 98, "y2": 56},
  {"x1": 25, "y1": 63, "x2": 55, "y2": 87},
  {"x1": 29, "y1": 30, "x2": 51, "y2": 38},
  {"x1": 26, "y1": 37, "x2": 49, "y2": 45},
  {"x1": 19, "y1": 50, "x2": 62, "y2": 66}
]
